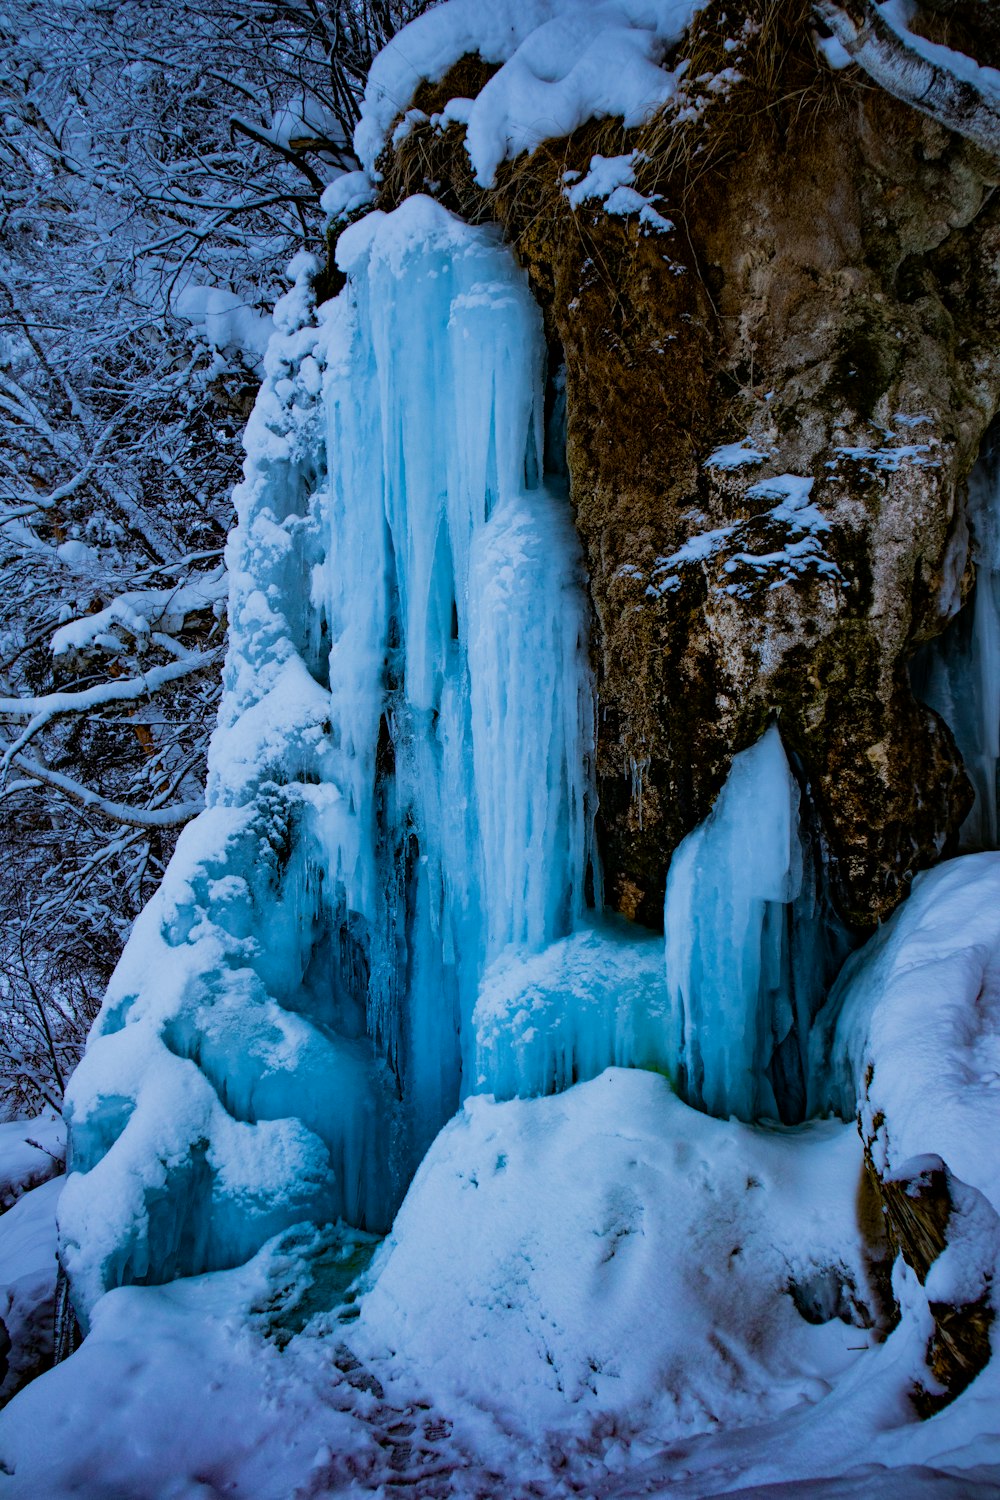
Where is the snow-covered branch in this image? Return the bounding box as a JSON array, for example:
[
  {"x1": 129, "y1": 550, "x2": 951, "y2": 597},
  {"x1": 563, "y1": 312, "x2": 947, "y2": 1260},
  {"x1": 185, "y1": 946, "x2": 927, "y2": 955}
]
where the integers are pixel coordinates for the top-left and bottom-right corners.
[
  {"x1": 2, "y1": 752, "x2": 204, "y2": 829},
  {"x1": 817, "y1": 0, "x2": 1000, "y2": 157},
  {"x1": 0, "y1": 651, "x2": 221, "y2": 764}
]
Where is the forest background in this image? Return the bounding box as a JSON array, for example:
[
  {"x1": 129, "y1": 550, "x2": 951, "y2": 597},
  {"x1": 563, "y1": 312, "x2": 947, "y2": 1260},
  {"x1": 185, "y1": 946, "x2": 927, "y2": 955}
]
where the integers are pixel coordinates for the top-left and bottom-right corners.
[{"x1": 0, "y1": 0, "x2": 425, "y2": 1120}]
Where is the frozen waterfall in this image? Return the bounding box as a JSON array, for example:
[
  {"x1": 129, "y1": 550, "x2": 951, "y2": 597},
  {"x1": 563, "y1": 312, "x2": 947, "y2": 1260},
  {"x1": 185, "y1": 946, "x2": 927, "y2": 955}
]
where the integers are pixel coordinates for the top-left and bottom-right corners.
[
  {"x1": 60, "y1": 198, "x2": 859, "y2": 1320},
  {"x1": 59, "y1": 200, "x2": 599, "y2": 1315}
]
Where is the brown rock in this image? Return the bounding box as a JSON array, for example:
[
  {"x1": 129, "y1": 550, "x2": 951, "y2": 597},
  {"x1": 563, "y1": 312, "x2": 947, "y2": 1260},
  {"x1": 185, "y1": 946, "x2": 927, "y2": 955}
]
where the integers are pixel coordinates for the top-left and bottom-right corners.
[{"x1": 367, "y1": 0, "x2": 1000, "y2": 931}]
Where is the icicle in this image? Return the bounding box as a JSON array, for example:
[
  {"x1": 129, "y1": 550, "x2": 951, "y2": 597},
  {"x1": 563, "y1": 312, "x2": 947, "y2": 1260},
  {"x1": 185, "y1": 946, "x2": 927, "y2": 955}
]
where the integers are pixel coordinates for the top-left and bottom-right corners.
[
  {"x1": 911, "y1": 435, "x2": 1000, "y2": 849},
  {"x1": 663, "y1": 725, "x2": 846, "y2": 1124},
  {"x1": 326, "y1": 197, "x2": 596, "y2": 1166}
]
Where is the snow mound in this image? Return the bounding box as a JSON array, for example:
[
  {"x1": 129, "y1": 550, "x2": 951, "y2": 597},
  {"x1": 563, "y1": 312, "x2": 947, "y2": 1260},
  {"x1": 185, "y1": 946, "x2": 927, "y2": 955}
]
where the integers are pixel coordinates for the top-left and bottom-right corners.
[
  {"x1": 0, "y1": 1177, "x2": 60, "y2": 1403},
  {"x1": 356, "y1": 0, "x2": 705, "y2": 185},
  {"x1": 354, "y1": 1068, "x2": 874, "y2": 1439},
  {"x1": 813, "y1": 852, "x2": 1000, "y2": 1214}
]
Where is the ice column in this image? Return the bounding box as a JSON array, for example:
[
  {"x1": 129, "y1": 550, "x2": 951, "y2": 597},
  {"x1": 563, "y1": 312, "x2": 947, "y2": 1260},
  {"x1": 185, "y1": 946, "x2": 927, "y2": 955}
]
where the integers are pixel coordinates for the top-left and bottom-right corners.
[
  {"x1": 911, "y1": 434, "x2": 1000, "y2": 849},
  {"x1": 327, "y1": 198, "x2": 596, "y2": 1174},
  {"x1": 664, "y1": 725, "x2": 845, "y2": 1123}
]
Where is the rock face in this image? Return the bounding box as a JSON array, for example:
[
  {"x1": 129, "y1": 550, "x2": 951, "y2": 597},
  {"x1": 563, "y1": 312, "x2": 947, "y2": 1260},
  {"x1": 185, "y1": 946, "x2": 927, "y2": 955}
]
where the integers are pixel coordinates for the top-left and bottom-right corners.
[{"x1": 369, "y1": 0, "x2": 1000, "y2": 929}]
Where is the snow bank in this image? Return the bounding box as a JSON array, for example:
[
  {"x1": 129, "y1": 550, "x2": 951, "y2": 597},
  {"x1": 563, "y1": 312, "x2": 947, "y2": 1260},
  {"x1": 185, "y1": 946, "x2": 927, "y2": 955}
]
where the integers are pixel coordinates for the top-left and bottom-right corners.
[
  {"x1": 61, "y1": 197, "x2": 597, "y2": 1317},
  {"x1": 813, "y1": 852, "x2": 1000, "y2": 1213},
  {"x1": 5, "y1": 1061, "x2": 1000, "y2": 1494},
  {"x1": 355, "y1": 1069, "x2": 874, "y2": 1438},
  {"x1": 356, "y1": 0, "x2": 705, "y2": 185},
  {"x1": 0, "y1": 1234, "x2": 397, "y2": 1498}
]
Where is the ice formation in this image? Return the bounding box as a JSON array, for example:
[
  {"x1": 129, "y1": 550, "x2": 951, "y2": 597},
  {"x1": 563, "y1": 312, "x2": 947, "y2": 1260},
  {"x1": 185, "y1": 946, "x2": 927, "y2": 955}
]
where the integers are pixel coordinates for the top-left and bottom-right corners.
[
  {"x1": 473, "y1": 919, "x2": 671, "y2": 1099},
  {"x1": 912, "y1": 432, "x2": 1000, "y2": 848},
  {"x1": 59, "y1": 198, "x2": 599, "y2": 1316},
  {"x1": 664, "y1": 725, "x2": 849, "y2": 1124}
]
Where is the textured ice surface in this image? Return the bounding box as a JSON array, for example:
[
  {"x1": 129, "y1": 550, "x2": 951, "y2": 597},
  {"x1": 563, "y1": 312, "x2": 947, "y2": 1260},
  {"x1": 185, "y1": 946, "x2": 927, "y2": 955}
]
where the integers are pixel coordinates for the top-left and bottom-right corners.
[
  {"x1": 473, "y1": 918, "x2": 670, "y2": 1098},
  {"x1": 60, "y1": 200, "x2": 597, "y2": 1317},
  {"x1": 665, "y1": 725, "x2": 849, "y2": 1124}
]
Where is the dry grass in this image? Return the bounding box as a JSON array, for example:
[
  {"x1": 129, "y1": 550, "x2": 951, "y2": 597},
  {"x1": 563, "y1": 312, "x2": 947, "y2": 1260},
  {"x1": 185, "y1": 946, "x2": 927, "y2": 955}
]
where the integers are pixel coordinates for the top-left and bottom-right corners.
[{"x1": 368, "y1": 0, "x2": 866, "y2": 314}]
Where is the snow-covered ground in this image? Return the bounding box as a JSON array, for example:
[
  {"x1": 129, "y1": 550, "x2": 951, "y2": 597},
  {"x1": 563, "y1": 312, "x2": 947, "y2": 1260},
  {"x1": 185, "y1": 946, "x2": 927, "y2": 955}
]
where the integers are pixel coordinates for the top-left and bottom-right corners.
[
  {"x1": 0, "y1": 1115, "x2": 63, "y2": 1406},
  {"x1": 0, "y1": 1058, "x2": 996, "y2": 1497}
]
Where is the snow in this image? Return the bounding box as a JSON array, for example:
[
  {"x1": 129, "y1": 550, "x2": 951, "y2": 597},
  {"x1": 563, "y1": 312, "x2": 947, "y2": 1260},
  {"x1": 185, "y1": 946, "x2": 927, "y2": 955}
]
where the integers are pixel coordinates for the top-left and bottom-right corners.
[
  {"x1": 815, "y1": 32, "x2": 853, "y2": 72},
  {"x1": 724, "y1": 475, "x2": 842, "y2": 596},
  {"x1": 356, "y1": 1, "x2": 706, "y2": 186},
  {"x1": 705, "y1": 438, "x2": 772, "y2": 470},
  {"x1": 0, "y1": 1232, "x2": 404, "y2": 1497},
  {"x1": 642, "y1": 479, "x2": 841, "y2": 601},
  {"x1": 564, "y1": 151, "x2": 674, "y2": 232},
  {"x1": 50, "y1": 568, "x2": 227, "y2": 658},
  {"x1": 646, "y1": 523, "x2": 737, "y2": 593},
  {"x1": 876, "y1": 0, "x2": 1000, "y2": 97},
  {"x1": 0, "y1": 1115, "x2": 63, "y2": 1210},
  {"x1": 355, "y1": 1070, "x2": 872, "y2": 1440},
  {"x1": 172, "y1": 284, "x2": 273, "y2": 367},
  {"x1": 833, "y1": 442, "x2": 938, "y2": 472},
  {"x1": 320, "y1": 171, "x2": 377, "y2": 225},
  {"x1": 812, "y1": 852, "x2": 1000, "y2": 1213}
]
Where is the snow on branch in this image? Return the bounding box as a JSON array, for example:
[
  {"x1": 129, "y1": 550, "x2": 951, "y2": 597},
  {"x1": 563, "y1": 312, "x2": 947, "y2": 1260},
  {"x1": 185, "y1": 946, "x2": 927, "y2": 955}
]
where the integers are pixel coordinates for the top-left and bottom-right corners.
[
  {"x1": 2, "y1": 752, "x2": 204, "y2": 830},
  {"x1": 0, "y1": 651, "x2": 221, "y2": 764},
  {"x1": 816, "y1": 0, "x2": 1000, "y2": 157},
  {"x1": 49, "y1": 569, "x2": 228, "y2": 657}
]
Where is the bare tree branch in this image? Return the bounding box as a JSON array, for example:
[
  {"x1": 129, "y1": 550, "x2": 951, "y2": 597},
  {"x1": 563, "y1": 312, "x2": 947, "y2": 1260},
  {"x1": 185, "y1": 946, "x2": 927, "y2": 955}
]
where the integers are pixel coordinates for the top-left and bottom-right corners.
[{"x1": 817, "y1": 0, "x2": 1000, "y2": 157}]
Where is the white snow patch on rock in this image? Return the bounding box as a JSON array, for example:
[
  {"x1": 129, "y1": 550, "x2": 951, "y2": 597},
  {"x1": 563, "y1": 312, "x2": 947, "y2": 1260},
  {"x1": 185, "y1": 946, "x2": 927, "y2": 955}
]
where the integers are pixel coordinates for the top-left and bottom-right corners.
[{"x1": 356, "y1": 1, "x2": 706, "y2": 186}]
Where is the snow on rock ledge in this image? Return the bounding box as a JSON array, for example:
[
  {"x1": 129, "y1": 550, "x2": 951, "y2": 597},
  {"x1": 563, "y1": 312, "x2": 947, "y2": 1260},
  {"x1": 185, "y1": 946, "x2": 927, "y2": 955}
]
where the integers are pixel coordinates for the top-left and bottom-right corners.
[{"x1": 355, "y1": 0, "x2": 705, "y2": 185}]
